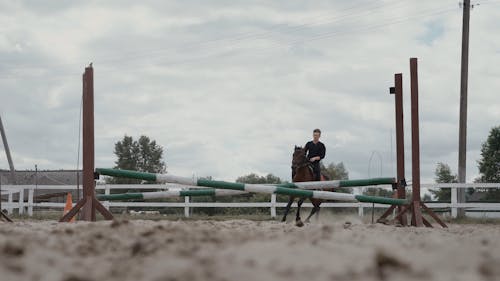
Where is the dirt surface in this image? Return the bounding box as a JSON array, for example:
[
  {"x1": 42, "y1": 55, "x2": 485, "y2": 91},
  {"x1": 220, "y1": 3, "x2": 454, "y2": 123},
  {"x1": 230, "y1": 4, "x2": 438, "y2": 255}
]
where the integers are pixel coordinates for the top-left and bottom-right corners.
[{"x1": 0, "y1": 219, "x2": 499, "y2": 281}]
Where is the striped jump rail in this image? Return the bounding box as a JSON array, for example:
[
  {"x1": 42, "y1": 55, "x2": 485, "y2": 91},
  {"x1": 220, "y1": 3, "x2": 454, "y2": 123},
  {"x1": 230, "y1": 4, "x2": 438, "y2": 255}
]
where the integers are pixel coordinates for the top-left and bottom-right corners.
[{"x1": 96, "y1": 168, "x2": 406, "y2": 205}]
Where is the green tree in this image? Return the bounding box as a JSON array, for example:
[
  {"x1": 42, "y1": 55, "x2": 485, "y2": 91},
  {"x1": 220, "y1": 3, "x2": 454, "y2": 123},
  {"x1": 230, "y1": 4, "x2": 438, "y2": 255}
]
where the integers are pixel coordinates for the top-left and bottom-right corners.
[
  {"x1": 428, "y1": 162, "x2": 457, "y2": 201},
  {"x1": 321, "y1": 162, "x2": 349, "y2": 180},
  {"x1": 107, "y1": 135, "x2": 166, "y2": 184},
  {"x1": 364, "y1": 187, "x2": 394, "y2": 197},
  {"x1": 236, "y1": 173, "x2": 282, "y2": 184},
  {"x1": 191, "y1": 173, "x2": 282, "y2": 217},
  {"x1": 321, "y1": 162, "x2": 351, "y2": 193},
  {"x1": 435, "y1": 162, "x2": 458, "y2": 183},
  {"x1": 236, "y1": 173, "x2": 282, "y2": 208},
  {"x1": 477, "y1": 126, "x2": 500, "y2": 200}
]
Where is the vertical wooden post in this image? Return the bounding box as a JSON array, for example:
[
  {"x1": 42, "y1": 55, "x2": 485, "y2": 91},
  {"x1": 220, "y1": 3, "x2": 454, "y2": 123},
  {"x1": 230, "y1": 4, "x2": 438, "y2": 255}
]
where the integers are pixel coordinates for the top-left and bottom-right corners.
[
  {"x1": 80, "y1": 65, "x2": 94, "y2": 220},
  {"x1": 60, "y1": 64, "x2": 114, "y2": 222},
  {"x1": 386, "y1": 58, "x2": 447, "y2": 228},
  {"x1": 377, "y1": 73, "x2": 406, "y2": 224},
  {"x1": 394, "y1": 73, "x2": 407, "y2": 225},
  {"x1": 457, "y1": 0, "x2": 471, "y2": 218},
  {"x1": 410, "y1": 58, "x2": 424, "y2": 227}
]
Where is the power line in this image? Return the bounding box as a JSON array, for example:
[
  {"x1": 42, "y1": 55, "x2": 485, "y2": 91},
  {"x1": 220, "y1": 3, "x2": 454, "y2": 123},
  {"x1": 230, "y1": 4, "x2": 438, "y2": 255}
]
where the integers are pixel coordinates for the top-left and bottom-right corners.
[
  {"x1": 0, "y1": 2, "x2": 458, "y2": 79},
  {"x1": 0, "y1": 1, "x2": 424, "y2": 71}
]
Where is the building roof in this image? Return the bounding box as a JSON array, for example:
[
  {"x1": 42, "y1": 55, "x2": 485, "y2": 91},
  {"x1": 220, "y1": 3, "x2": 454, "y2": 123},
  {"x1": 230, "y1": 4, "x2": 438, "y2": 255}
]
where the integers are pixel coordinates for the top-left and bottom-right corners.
[{"x1": 0, "y1": 170, "x2": 82, "y2": 185}]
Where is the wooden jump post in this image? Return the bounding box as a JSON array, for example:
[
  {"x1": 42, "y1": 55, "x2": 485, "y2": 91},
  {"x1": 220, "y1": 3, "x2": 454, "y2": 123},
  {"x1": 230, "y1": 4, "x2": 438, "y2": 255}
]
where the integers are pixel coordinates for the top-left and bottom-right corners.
[
  {"x1": 388, "y1": 58, "x2": 447, "y2": 228},
  {"x1": 59, "y1": 64, "x2": 113, "y2": 222},
  {"x1": 377, "y1": 73, "x2": 407, "y2": 225}
]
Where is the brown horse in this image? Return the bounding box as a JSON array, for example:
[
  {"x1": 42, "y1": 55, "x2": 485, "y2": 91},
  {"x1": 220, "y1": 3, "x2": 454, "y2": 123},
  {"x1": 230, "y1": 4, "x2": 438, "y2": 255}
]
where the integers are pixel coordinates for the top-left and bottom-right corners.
[{"x1": 281, "y1": 146, "x2": 328, "y2": 227}]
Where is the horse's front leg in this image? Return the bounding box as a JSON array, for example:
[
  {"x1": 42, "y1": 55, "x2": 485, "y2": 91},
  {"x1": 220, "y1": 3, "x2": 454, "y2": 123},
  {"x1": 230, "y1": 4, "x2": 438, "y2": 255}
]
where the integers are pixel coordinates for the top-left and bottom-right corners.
[
  {"x1": 281, "y1": 197, "x2": 294, "y2": 222},
  {"x1": 295, "y1": 198, "x2": 305, "y2": 227}
]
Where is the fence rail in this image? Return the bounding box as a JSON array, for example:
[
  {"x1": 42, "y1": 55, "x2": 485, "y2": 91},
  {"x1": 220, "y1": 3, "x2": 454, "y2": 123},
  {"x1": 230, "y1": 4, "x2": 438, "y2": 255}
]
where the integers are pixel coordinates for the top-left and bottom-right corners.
[{"x1": 1, "y1": 183, "x2": 499, "y2": 218}]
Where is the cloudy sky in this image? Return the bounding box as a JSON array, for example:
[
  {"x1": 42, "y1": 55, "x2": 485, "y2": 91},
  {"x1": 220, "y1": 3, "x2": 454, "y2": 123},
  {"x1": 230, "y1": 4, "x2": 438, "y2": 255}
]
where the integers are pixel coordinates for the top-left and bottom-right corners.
[{"x1": 0, "y1": 0, "x2": 499, "y2": 183}]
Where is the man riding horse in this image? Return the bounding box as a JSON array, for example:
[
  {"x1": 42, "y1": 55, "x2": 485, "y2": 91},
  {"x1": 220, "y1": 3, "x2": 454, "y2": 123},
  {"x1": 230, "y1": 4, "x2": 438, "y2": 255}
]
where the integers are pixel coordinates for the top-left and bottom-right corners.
[
  {"x1": 282, "y1": 128, "x2": 327, "y2": 226},
  {"x1": 304, "y1": 128, "x2": 326, "y2": 181}
]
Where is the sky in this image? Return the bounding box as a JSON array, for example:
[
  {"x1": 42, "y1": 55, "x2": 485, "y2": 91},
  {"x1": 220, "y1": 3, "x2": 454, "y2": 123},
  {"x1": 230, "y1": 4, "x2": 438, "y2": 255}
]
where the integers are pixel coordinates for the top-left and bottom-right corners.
[{"x1": 0, "y1": 0, "x2": 499, "y2": 183}]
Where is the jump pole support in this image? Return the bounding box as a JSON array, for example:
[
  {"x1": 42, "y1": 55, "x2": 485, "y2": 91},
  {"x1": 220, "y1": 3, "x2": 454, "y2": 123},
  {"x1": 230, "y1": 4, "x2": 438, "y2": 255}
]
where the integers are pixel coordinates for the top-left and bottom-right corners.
[
  {"x1": 377, "y1": 73, "x2": 407, "y2": 225},
  {"x1": 389, "y1": 58, "x2": 447, "y2": 228},
  {"x1": 60, "y1": 64, "x2": 113, "y2": 222}
]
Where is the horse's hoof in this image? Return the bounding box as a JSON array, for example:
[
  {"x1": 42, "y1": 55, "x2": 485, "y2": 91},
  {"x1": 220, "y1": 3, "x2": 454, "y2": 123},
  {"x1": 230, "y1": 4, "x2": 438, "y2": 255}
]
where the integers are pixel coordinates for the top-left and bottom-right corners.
[
  {"x1": 304, "y1": 219, "x2": 310, "y2": 224},
  {"x1": 295, "y1": 220, "x2": 304, "y2": 227}
]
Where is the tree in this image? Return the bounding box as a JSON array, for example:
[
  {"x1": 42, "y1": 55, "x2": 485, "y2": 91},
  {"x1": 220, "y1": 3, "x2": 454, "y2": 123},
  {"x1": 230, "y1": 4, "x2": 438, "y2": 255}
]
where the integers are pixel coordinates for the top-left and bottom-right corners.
[
  {"x1": 477, "y1": 126, "x2": 500, "y2": 200},
  {"x1": 428, "y1": 163, "x2": 457, "y2": 201},
  {"x1": 107, "y1": 135, "x2": 166, "y2": 184},
  {"x1": 235, "y1": 173, "x2": 282, "y2": 202},
  {"x1": 236, "y1": 173, "x2": 281, "y2": 184},
  {"x1": 435, "y1": 162, "x2": 458, "y2": 183},
  {"x1": 478, "y1": 126, "x2": 500, "y2": 183},
  {"x1": 320, "y1": 162, "x2": 351, "y2": 193},
  {"x1": 191, "y1": 173, "x2": 283, "y2": 216},
  {"x1": 321, "y1": 162, "x2": 349, "y2": 180},
  {"x1": 364, "y1": 187, "x2": 394, "y2": 197}
]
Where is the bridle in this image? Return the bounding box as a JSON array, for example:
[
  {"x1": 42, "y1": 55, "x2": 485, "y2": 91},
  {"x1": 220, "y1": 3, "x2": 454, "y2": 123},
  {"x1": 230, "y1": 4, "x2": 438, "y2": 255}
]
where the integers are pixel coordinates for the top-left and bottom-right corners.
[{"x1": 291, "y1": 150, "x2": 312, "y2": 178}]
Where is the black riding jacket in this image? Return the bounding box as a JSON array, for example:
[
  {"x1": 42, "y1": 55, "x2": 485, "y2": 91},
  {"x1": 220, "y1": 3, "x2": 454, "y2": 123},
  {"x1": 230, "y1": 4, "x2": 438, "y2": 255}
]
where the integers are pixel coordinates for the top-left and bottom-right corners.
[{"x1": 304, "y1": 141, "x2": 326, "y2": 165}]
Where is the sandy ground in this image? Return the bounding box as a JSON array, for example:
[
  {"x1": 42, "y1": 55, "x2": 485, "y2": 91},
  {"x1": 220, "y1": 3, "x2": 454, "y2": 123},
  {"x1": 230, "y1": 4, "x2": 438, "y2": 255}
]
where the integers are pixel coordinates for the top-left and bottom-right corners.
[{"x1": 0, "y1": 218, "x2": 499, "y2": 281}]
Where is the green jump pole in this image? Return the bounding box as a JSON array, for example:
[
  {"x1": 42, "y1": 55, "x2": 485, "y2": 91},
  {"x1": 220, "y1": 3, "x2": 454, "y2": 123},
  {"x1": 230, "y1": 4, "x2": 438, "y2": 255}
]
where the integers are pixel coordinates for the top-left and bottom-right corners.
[
  {"x1": 95, "y1": 168, "x2": 395, "y2": 189},
  {"x1": 96, "y1": 168, "x2": 407, "y2": 205},
  {"x1": 97, "y1": 189, "x2": 246, "y2": 201}
]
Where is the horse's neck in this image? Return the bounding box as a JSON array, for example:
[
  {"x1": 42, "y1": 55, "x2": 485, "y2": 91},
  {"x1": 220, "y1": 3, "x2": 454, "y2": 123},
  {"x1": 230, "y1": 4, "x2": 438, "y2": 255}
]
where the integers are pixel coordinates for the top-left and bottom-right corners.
[{"x1": 293, "y1": 166, "x2": 314, "y2": 182}]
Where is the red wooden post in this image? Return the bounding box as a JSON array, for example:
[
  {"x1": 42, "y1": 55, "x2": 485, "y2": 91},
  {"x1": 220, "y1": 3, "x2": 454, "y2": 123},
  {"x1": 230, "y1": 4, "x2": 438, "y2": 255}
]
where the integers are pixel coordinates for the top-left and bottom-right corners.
[
  {"x1": 394, "y1": 73, "x2": 407, "y2": 225},
  {"x1": 410, "y1": 58, "x2": 424, "y2": 227},
  {"x1": 60, "y1": 64, "x2": 113, "y2": 222}
]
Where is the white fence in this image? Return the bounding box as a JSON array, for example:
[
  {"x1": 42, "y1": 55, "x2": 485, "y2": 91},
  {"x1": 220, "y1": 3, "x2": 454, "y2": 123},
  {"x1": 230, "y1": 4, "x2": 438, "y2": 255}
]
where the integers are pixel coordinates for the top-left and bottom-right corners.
[{"x1": 1, "y1": 183, "x2": 499, "y2": 218}]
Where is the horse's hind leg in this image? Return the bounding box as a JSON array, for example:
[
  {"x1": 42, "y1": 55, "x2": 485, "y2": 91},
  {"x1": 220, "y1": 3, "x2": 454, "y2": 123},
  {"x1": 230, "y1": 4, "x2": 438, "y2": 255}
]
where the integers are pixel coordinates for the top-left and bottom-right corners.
[
  {"x1": 281, "y1": 197, "x2": 294, "y2": 222},
  {"x1": 295, "y1": 198, "x2": 305, "y2": 227},
  {"x1": 305, "y1": 205, "x2": 320, "y2": 223}
]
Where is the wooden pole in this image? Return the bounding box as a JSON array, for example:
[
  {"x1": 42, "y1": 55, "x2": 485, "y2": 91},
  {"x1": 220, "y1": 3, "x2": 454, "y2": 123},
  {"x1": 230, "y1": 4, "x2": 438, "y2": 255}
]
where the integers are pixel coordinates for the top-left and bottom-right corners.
[
  {"x1": 410, "y1": 58, "x2": 424, "y2": 227},
  {"x1": 457, "y1": 0, "x2": 471, "y2": 218},
  {"x1": 377, "y1": 73, "x2": 407, "y2": 225},
  {"x1": 0, "y1": 115, "x2": 16, "y2": 184},
  {"x1": 394, "y1": 73, "x2": 407, "y2": 225},
  {"x1": 81, "y1": 64, "x2": 95, "y2": 220},
  {"x1": 60, "y1": 64, "x2": 113, "y2": 222}
]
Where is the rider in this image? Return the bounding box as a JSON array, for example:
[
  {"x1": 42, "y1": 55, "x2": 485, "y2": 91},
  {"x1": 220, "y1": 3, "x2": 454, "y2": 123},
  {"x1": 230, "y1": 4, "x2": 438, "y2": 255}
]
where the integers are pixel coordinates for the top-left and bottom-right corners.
[{"x1": 304, "y1": 129, "x2": 326, "y2": 181}]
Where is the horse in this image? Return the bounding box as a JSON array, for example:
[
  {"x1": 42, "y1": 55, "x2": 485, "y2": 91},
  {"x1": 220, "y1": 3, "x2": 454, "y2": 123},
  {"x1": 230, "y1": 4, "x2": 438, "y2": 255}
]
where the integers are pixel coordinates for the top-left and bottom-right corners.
[{"x1": 281, "y1": 146, "x2": 328, "y2": 227}]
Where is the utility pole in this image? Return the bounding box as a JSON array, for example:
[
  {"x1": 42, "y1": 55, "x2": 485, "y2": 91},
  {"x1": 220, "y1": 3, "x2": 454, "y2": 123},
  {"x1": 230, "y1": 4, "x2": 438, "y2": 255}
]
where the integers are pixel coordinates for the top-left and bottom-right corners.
[
  {"x1": 458, "y1": 0, "x2": 471, "y2": 218},
  {"x1": 0, "y1": 115, "x2": 16, "y2": 184}
]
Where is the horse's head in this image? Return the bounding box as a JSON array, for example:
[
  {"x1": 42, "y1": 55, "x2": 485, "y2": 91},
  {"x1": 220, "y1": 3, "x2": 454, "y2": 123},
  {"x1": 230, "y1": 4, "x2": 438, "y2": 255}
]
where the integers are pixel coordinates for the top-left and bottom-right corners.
[{"x1": 291, "y1": 146, "x2": 308, "y2": 174}]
